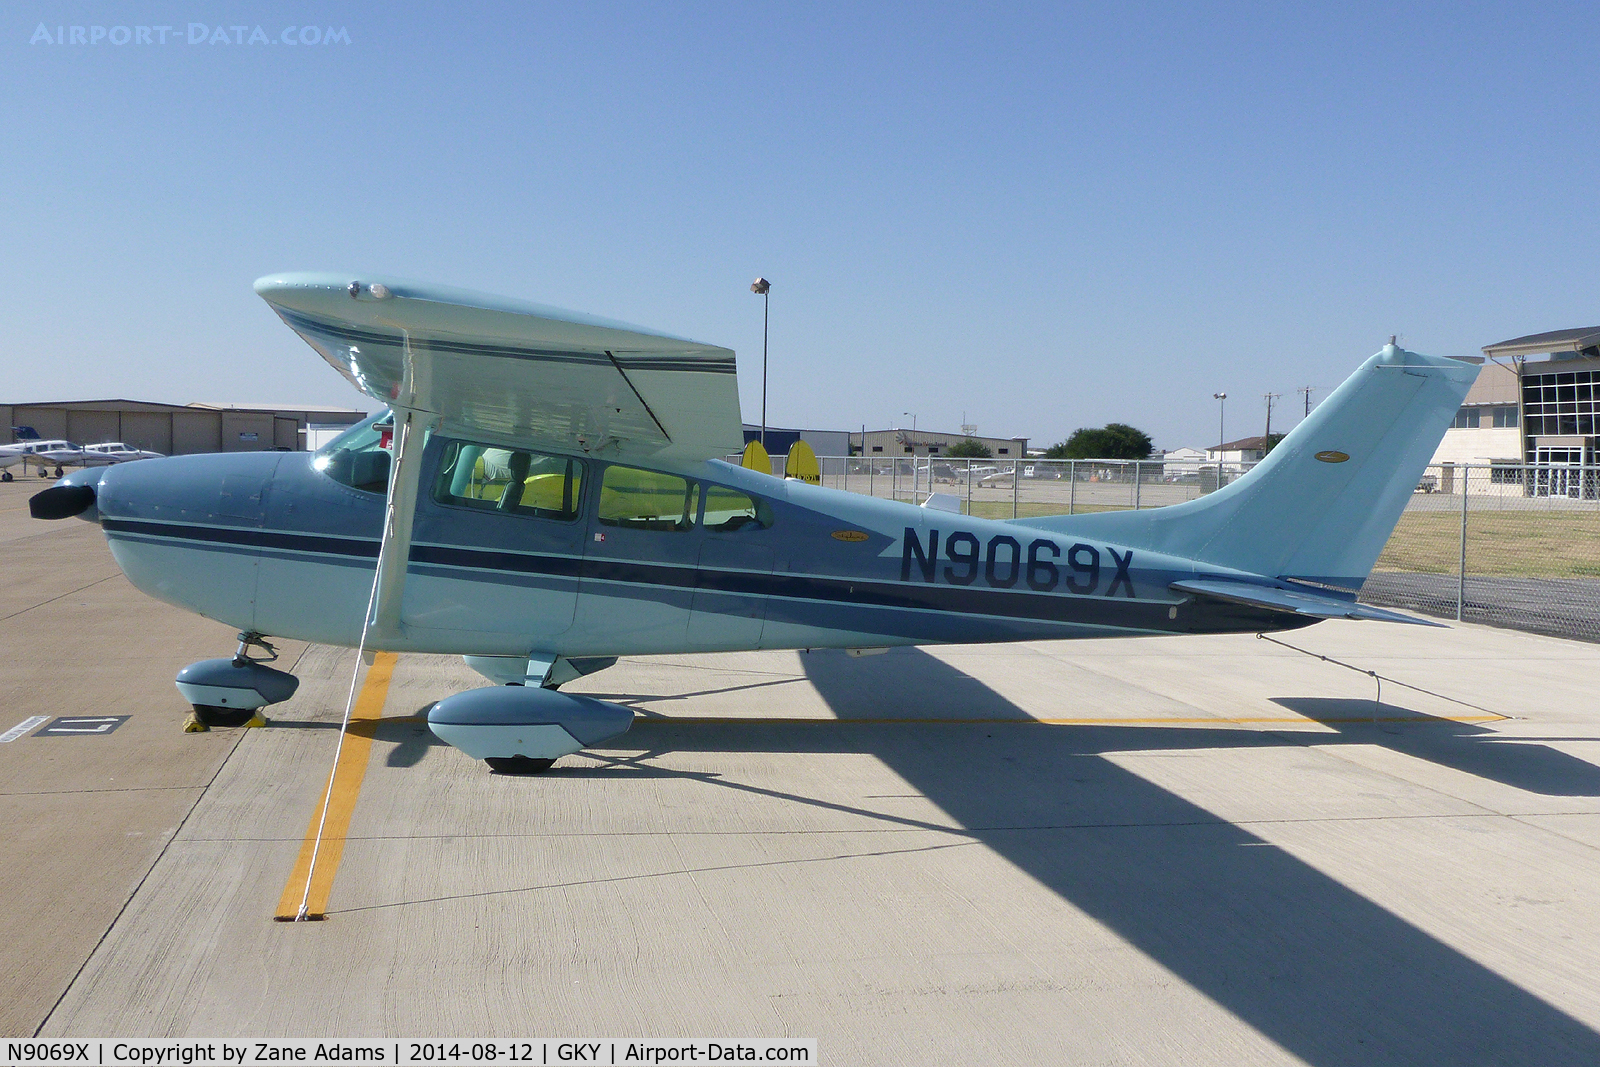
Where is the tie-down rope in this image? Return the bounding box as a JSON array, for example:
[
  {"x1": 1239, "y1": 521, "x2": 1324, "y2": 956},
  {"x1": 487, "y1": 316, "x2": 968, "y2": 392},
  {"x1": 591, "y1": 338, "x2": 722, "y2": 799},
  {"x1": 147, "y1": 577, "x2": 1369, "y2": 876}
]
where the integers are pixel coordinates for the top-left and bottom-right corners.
[
  {"x1": 1254, "y1": 632, "x2": 1508, "y2": 720},
  {"x1": 294, "y1": 414, "x2": 410, "y2": 921}
]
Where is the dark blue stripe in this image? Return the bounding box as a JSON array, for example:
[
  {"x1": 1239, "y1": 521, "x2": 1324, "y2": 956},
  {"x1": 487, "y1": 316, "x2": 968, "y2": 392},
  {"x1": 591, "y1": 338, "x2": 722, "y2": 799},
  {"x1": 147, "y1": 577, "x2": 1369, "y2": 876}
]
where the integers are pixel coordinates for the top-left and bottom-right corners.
[
  {"x1": 100, "y1": 517, "x2": 1292, "y2": 634},
  {"x1": 105, "y1": 518, "x2": 377, "y2": 559}
]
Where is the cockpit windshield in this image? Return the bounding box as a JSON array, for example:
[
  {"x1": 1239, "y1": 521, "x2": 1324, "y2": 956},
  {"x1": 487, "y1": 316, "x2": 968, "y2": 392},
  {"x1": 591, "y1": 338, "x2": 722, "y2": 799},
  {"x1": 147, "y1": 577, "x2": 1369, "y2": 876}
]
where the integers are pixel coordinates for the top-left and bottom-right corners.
[{"x1": 312, "y1": 409, "x2": 393, "y2": 494}]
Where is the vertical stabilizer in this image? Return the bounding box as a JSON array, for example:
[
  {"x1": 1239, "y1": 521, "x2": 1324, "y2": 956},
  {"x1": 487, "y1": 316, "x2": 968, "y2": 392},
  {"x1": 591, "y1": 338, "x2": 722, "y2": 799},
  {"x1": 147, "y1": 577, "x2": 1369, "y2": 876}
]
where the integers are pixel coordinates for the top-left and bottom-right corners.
[{"x1": 1014, "y1": 345, "x2": 1479, "y2": 589}]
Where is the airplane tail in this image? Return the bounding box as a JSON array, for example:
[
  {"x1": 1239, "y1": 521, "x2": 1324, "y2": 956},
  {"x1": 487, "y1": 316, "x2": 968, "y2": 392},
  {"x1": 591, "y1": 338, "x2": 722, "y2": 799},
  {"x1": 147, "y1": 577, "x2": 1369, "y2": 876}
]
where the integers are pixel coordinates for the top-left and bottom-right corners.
[
  {"x1": 1013, "y1": 344, "x2": 1479, "y2": 590},
  {"x1": 12, "y1": 425, "x2": 40, "y2": 441}
]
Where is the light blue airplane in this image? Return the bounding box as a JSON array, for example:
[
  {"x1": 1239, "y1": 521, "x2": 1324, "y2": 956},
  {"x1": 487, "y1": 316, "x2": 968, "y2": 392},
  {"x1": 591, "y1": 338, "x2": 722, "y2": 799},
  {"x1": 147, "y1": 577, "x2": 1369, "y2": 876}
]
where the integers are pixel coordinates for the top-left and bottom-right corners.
[{"x1": 31, "y1": 274, "x2": 1478, "y2": 772}]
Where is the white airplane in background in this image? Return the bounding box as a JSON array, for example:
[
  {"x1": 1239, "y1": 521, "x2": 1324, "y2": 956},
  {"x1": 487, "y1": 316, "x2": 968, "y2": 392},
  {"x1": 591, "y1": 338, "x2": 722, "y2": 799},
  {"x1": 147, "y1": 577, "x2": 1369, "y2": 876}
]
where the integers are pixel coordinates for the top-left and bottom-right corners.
[
  {"x1": 1, "y1": 437, "x2": 80, "y2": 481},
  {"x1": 2, "y1": 440, "x2": 164, "y2": 481},
  {"x1": 68, "y1": 442, "x2": 165, "y2": 466}
]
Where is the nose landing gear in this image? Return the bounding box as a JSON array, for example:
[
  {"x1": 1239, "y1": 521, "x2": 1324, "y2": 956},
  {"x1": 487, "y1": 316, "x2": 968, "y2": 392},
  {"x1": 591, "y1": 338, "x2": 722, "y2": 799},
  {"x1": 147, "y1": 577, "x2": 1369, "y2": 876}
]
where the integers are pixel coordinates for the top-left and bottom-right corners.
[{"x1": 176, "y1": 633, "x2": 299, "y2": 731}]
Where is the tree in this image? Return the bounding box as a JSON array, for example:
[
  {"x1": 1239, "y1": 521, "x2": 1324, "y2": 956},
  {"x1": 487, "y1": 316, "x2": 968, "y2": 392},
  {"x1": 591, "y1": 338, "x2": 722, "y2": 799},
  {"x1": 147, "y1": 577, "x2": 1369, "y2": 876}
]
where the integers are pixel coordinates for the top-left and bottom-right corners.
[
  {"x1": 945, "y1": 438, "x2": 992, "y2": 459},
  {"x1": 1263, "y1": 433, "x2": 1287, "y2": 455},
  {"x1": 1044, "y1": 422, "x2": 1153, "y2": 460}
]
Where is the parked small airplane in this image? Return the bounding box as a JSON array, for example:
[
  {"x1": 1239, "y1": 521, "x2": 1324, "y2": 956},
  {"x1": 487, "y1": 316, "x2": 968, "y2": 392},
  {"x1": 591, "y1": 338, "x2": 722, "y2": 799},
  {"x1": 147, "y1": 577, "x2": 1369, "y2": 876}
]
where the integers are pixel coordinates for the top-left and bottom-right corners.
[
  {"x1": 71, "y1": 442, "x2": 165, "y2": 465},
  {"x1": 2, "y1": 432, "x2": 81, "y2": 481},
  {"x1": 31, "y1": 273, "x2": 1478, "y2": 772}
]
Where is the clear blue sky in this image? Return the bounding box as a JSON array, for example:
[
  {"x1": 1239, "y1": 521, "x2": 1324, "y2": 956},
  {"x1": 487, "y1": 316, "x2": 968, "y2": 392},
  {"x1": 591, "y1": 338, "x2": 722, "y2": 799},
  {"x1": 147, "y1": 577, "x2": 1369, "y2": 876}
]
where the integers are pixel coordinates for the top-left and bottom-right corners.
[{"x1": 5, "y1": 1, "x2": 1599, "y2": 450}]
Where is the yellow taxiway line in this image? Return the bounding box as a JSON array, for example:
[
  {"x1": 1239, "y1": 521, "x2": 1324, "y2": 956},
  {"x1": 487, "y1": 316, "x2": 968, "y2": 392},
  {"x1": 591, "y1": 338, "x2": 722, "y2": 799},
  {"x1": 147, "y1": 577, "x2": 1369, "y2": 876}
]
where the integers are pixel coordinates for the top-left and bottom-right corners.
[
  {"x1": 270, "y1": 658, "x2": 1498, "y2": 920},
  {"x1": 650, "y1": 713, "x2": 1506, "y2": 725},
  {"x1": 274, "y1": 652, "x2": 397, "y2": 921}
]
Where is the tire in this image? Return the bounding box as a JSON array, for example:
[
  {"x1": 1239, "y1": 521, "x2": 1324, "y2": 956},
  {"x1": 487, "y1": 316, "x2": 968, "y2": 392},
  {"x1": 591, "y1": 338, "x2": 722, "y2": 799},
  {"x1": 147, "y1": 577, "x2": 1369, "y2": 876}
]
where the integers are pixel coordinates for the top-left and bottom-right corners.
[
  {"x1": 193, "y1": 703, "x2": 257, "y2": 727},
  {"x1": 485, "y1": 756, "x2": 555, "y2": 774},
  {"x1": 1, "y1": 471, "x2": 11, "y2": 482}
]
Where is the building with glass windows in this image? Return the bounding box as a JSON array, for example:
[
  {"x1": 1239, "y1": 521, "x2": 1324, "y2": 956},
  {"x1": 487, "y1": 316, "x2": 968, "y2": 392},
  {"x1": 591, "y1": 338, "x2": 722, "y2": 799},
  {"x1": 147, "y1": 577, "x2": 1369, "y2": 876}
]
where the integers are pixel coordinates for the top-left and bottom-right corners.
[{"x1": 1429, "y1": 327, "x2": 1600, "y2": 495}]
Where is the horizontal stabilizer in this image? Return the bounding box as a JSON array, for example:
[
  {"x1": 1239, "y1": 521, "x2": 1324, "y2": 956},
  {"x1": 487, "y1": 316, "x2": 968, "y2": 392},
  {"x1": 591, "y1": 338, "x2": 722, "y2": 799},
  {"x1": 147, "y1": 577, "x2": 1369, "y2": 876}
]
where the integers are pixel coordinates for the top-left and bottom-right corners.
[{"x1": 1171, "y1": 579, "x2": 1444, "y2": 626}]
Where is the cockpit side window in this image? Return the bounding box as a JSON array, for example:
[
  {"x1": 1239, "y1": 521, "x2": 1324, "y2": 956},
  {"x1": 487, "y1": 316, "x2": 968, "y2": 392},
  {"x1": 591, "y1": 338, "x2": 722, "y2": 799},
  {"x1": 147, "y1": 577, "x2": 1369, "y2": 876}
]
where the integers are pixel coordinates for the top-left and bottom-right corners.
[
  {"x1": 597, "y1": 465, "x2": 697, "y2": 531},
  {"x1": 433, "y1": 440, "x2": 584, "y2": 521},
  {"x1": 702, "y1": 485, "x2": 774, "y2": 531},
  {"x1": 312, "y1": 411, "x2": 392, "y2": 494}
]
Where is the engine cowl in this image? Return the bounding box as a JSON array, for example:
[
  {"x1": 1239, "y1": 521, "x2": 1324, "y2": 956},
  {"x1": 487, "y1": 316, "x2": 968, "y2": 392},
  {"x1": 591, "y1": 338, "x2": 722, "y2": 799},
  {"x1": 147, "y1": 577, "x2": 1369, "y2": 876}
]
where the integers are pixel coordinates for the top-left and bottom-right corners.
[{"x1": 427, "y1": 686, "x2": 634, "y2": 764}]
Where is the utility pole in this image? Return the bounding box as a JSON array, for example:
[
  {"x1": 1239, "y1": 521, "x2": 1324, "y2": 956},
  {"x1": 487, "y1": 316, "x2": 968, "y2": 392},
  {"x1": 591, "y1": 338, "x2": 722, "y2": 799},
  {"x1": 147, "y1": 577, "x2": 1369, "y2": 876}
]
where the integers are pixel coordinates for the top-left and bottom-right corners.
[
  {"x1": 1298, "y1": 386, "x2": 1314, "y2": 419},
  {"x1": 1263, "y1": 392, "x2": 1281, "y2": 439},
  {"x1": 750, "y1": 278, "x2": 771, "y2": 446}
]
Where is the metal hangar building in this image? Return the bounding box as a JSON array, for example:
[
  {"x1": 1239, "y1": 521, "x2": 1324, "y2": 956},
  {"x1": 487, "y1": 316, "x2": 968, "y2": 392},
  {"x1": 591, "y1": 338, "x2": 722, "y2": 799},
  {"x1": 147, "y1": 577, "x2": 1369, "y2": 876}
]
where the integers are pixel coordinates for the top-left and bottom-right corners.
[{"x1": 3, "y1": 399, "x2": 370, "y2": 454}]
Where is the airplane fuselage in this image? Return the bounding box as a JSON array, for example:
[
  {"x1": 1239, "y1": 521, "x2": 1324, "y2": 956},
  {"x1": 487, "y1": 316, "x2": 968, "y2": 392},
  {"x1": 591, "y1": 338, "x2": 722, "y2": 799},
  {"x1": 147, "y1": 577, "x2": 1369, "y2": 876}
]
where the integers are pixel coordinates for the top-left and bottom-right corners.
[
  {"x1": 1, "y1": 439, "x2": 76, "y2": 469},
  {"x1": 86, "y1": 427, "x2": 1308, "y2": 661}
]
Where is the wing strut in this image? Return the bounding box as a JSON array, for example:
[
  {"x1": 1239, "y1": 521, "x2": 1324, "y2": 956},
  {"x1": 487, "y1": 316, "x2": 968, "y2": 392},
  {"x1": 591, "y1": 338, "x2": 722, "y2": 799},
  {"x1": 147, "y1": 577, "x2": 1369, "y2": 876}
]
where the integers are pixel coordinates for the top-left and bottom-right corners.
[
  {"x1": 292, "y1": 333, "x2": 436, "y2": 921},
  {"x1": 371, "y1": 330, "x2": 438, "y2": 642}
]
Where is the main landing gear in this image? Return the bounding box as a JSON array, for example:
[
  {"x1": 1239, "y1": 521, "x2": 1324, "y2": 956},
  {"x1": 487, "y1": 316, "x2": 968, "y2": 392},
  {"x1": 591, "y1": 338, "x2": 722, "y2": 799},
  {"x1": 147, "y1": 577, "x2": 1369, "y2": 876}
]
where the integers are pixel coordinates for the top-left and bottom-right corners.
[
  {"x1": 175, "y1": 633, "x2": 299, "y2": 731},
  {"x1": 427, "y1": 654, "x2": 632, "y2": 773}
]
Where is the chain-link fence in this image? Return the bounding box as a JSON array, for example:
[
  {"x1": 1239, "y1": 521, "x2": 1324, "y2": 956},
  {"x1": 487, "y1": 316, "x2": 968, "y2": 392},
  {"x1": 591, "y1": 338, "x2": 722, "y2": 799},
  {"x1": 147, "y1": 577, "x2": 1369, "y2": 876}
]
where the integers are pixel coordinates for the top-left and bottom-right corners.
[
  {"x1": 805, "y1": 456, "x2": 1600, "y2": 643},
  {"x1": 817, "y1": 457, "x2": 1255, "y2": 519},
  {"x1": 1361, "y1": 463, "x2": 1600, "y2": 642}
]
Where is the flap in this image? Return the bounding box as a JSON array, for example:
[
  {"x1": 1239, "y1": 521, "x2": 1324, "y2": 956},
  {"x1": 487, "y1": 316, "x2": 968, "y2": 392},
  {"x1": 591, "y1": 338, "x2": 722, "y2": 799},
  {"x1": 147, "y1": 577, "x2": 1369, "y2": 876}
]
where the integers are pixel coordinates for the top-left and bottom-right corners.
[
  {"x1": 1170, "y1": 579, "x2": 1444, "y2": 626},
  {"x1": 255, "y1": 272, "x2": 743, "y2": 462}
]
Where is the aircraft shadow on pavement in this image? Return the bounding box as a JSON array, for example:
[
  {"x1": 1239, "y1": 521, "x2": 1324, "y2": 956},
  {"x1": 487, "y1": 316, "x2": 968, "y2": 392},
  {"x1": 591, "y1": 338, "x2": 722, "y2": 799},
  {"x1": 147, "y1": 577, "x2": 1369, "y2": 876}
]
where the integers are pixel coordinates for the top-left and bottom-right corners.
[
  {"x1": 263, "y1": 707, "x2": 447, "y2": 768},
  {"x1": 1271, "y1": 696, "x2": 1600, "y2": 797},
  {"x1": 378, "y1": 705, "x2": 447, "y2": 768},
  {"x1": 615, "y1": 646, "x2": 1600, "y2": 1067}
]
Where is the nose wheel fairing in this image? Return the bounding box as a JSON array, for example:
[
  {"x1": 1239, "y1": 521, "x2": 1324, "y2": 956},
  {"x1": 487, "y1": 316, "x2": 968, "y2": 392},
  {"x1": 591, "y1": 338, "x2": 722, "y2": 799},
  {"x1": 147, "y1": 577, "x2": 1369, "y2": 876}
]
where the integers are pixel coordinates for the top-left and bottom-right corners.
[
  {"x1": 174, "y1": 656, "x2": 299, "y2": 711},
  {"x1": 175, "y1": 634, "x2": 298, "y2": 731}
]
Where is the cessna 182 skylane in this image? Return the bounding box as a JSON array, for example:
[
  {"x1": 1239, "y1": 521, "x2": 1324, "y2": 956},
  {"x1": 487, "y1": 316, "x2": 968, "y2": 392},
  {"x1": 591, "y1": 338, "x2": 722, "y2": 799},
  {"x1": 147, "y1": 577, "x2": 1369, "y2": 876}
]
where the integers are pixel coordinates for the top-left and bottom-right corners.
[{"x1": 31, "y1": 273, "x2": 1477, "y2": 772}]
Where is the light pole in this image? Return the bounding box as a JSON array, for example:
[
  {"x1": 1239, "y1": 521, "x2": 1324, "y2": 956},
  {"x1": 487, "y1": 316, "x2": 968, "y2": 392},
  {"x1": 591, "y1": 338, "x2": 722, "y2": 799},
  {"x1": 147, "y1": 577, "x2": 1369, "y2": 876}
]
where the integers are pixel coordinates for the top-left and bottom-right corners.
[
  {"x1": 902, "y1": 413, "x2": 919, "y2": 502},
  {"x1": 1213, "y1": 392, "x2": 1227, "y2": 487},
  {"x1": 750, "y1": 278, "x2": 770, "y2": 446}
]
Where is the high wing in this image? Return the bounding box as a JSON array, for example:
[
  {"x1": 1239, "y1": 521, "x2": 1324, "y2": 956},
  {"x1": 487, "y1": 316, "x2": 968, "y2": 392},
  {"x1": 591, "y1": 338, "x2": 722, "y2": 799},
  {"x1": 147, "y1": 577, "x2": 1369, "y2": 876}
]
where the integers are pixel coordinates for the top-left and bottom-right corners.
[{"x1": 254, "y1": 272, "x2": 743, "y2": 462}]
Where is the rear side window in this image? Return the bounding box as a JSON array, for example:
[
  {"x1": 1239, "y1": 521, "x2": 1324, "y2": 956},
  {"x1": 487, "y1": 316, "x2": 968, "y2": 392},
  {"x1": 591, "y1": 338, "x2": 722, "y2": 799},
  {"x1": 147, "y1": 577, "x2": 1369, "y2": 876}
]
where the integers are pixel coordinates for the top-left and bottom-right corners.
[
  {"x1": 434, "y1": 441, "x2": 583, "y2": 521},
  {"x1": 703, "y1": 486, "x2": 773, "y2": 531},
  {"x1": 598, "y1": 465, "x2": 697, "y2": 531}
]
